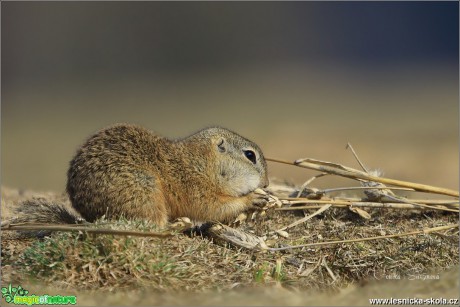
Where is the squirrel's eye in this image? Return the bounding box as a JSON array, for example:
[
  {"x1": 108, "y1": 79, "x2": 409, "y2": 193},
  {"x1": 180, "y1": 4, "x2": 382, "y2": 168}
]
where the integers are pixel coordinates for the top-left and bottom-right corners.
[
  {"x1": 217, "y1": 139, "x2": 226, "y2": 152},
  {"x1": 244, "y1": 150, "x2": 256, "y2": 164}
]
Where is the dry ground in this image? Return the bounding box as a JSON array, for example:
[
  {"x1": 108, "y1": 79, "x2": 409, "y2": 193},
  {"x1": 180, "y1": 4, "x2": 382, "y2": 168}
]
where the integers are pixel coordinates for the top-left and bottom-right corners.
[{"x1": 1, "y1": 179, "x2": 458, "y2": 306}]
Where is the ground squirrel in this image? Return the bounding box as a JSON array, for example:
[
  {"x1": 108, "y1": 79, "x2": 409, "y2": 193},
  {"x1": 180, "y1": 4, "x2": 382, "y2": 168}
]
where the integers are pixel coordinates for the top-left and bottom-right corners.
[{"x1": 64, "y1": 124, "x2": 269, "y2": 226}]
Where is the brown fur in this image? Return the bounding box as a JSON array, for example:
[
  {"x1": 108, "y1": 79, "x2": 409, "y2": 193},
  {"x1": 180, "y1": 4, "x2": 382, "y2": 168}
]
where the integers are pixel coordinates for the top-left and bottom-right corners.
[
  {"x1": 2, "y1": 198, "x2": 84, "y2": 239},
  {"x1": 66, "y1": 124, "x2": 269, "y2": 226}
]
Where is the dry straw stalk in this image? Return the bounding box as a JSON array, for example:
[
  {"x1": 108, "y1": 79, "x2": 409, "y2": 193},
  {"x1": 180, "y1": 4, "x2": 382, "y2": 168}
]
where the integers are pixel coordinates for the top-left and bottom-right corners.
[{"x1": 266, "y1": 157, "x2": 459, "y2": 197}]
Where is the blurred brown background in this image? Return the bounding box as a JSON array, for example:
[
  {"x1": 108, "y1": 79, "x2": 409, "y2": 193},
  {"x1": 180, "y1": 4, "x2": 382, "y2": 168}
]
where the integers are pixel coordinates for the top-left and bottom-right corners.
[{"x1": 2, "y1": 2, "x2": 458, "y2": 192}]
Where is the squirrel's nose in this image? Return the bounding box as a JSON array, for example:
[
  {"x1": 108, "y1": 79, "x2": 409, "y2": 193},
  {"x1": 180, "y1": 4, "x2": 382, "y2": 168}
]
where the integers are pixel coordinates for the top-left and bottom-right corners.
[{"x1": 262, "y1": 176, "x2": 269, "y2": 188}]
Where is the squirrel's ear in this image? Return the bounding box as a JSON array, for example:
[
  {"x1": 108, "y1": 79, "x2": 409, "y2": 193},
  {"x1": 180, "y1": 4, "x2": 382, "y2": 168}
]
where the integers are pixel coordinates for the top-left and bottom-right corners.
[{"x1": 217, "y1": 138, "x2": 226, "y2": 152}]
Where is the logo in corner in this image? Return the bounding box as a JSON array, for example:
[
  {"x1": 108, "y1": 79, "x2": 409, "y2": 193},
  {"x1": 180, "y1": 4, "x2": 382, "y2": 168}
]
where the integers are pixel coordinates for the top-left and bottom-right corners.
[{"x1": 1, "y1": 284, "x2": 76, "y2": 305}]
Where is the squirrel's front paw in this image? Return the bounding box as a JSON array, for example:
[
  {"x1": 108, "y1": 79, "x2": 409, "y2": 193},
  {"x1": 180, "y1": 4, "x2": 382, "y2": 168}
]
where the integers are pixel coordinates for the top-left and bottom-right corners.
[{"x1": 248, "y1": 189, "x2": 269, "y2": 209}]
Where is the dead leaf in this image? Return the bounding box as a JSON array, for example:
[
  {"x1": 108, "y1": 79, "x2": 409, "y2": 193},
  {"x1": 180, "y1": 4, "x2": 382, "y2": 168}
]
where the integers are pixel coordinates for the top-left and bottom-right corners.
[{"x1": 349, "y1": 206, "x2": 371, "y2": 219}]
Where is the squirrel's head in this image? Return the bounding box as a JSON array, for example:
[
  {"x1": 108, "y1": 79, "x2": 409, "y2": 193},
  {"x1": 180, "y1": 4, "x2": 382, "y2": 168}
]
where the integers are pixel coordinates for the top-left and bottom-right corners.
[{"x1": 194, "y1": 127, "x2": 269, "y2": 197}]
